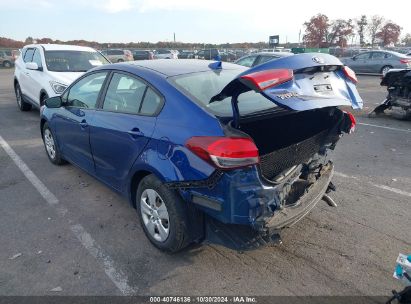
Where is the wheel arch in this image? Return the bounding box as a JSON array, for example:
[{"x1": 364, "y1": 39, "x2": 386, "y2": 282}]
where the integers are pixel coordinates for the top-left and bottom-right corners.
[
  {"x1": 129, "y1": 169, "x2": 156, "y2": 208},
  {"x1": 40, "y1": 118, "x2": 48, "y2": 138},
  {"x1": 39, "y1": 90, "x2": 49, "y2": 106}
]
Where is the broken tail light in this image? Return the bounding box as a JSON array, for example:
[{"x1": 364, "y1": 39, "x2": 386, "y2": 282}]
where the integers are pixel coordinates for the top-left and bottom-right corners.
[
  {"x1": 343, "y1": 66, "x2": 358, "y2": 84},
  {"x1": 185, "y1": 136, "x2": 259, "y2": 169},
  {"x1": 239, "y1": 69, "x2": 293, "y2": 92},
  {"x1": 343, "y1": 111, "x2": 356, "y2": 134}
]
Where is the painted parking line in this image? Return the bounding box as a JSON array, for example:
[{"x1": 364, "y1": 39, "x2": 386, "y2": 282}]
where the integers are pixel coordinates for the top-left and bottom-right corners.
[
  {"x1": 358, "y1": 122, "x2": 411, "y2": 133},
  {"x1": 335, "y1": 171, "x2": 411, "y2": 198},
  {"x1": 0, "y1": 134, "x2": 136, "y2": 295}
]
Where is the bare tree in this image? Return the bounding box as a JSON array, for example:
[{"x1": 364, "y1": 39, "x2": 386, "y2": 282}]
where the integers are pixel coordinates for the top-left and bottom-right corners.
[
  {"x1": 356, "y1": 15, "x2": 367, "y2": 46},
  {"x1": 327, "y1": 19, "x2": 354, "y2": 47},
  {"x1": 368, "y1": 15, "x2": 384, "y2": 47}
]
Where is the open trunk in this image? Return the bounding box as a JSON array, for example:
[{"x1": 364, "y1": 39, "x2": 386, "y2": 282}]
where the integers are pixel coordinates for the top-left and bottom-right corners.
[{"x1": 232, "y1": 108, "x2": 342, "y2": 182}]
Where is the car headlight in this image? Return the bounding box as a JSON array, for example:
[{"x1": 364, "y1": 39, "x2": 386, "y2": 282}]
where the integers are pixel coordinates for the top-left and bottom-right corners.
[{"x1": 49, "y1": 81, "x2": 67, "y2": 94}]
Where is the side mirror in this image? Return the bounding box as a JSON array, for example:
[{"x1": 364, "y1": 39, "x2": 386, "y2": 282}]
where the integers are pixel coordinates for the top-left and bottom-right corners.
[
  {"x1": 45, "y1": 96, "x2": 63, "y2": 108},
  {"x1": 25, "y1": 62, "x2": 43, "y2": 71},
  {"x1": 352, "y1": 56, "x2": 357, "y2": 61}
]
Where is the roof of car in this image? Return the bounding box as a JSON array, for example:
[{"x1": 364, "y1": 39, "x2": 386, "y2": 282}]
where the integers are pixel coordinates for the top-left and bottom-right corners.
[
  {"x1": 123, "y1": 59, "x2": 244, "y2": 77},
  {"x1": 250, "y1": 52, "x2": 293, "y2": 57},
  {"x1": 24, "y1": 44, "x2": 97, "y2": 52}
]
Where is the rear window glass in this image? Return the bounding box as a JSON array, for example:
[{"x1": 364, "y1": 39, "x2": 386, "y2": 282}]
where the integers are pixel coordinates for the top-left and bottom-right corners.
[{"x1": 169, "y1": 69, "x2": 277, "y2": 117}]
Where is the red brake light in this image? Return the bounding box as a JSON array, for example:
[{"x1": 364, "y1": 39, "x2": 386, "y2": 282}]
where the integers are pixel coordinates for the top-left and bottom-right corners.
[
  {"x1": 343, "y1": 66, "x2": 358, "y2": 84},
  {"x1": 400, "y1": 59, "x2": 411, "y2": 64},
  {"x1": 343, "y1": 111, "x2": 356, "y2": 134},
  {"x1": 185, "y1": 136, "x2": 259, "y2": 169},
  {"x1": 239, "y1": 69, "x2": 293, "y2": 92}
]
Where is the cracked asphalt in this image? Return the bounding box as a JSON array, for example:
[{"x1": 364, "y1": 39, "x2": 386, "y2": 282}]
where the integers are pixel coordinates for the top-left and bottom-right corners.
[{"x1": 0, "y1": 67, "x2": 410, "y2": 296}]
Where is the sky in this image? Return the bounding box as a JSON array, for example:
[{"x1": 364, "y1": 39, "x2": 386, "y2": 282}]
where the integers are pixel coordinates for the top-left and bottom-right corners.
[{"x1": 0, "y1": 0, "x2": 410, "y2": 44}]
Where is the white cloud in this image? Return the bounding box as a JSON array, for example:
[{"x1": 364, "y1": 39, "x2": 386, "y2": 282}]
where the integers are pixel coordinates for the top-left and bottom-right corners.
[{"x1": 103, "y1": 0, "x2": 133, "y2": 13}]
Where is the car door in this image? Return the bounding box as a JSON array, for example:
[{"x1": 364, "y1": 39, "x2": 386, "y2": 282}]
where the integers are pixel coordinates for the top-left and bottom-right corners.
[
  {"x1": 350, "y1": 52, "x2": 371, "y2": 73},
  {"x1": 54, "y1": 71, "x2": 108, "y2": 174},
  {"x1": 25, "y1": 48, "x2": 45, "y2": 104},
  {"x1": 90, "y1": 71, "x2": 161, "y2": 191},
  {"x1": 19, "y1": 48, "x2": 35, "y2": 98},
  {"x1": 369, "y1": 51, "x2": 386, "y2": 73}
]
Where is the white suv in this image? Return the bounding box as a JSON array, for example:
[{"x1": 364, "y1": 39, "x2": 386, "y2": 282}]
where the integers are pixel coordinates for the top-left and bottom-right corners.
[{"x1": 14, "y1": 44, "x2": 109, "y2": 111}]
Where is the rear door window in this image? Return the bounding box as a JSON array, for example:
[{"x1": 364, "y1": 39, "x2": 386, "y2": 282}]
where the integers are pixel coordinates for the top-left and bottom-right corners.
[{"x1": 102, "y1": 73, "x2": 146, "y2": 114}]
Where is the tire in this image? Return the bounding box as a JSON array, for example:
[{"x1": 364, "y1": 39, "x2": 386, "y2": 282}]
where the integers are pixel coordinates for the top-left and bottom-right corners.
[
  {"x1": 3, "y1": 61, "x2": 12, "y2": 68},
  {"x1": 42, "y1": 122, "x2": 65, "y2": 165},
  {"x1": 15, "y1": 82, "x2": 32, "y2": 111},
  {"x1": 136, "y1": 174, "x2": 190, "y2": 252},
  {"x1": 381, "y1": 65, "x2": 392, "y2": 76},
  {"x1": 117, "y1": 59, "x2": 124, "y2": 62}
]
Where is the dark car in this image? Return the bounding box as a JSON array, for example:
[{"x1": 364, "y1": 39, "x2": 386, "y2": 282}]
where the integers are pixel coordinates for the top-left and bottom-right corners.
[
  {"x1": 177, "y1": 50, "x2": 195, "y2": 59},
  {"x1": 40, "y1": 55, "x2": 362, "y2": 252},
  {"x1": 341, "y1": 50, "x2": 411, "y2": 75},
  {"x1": 235, "y1": 52, "x2": 293, "y2": 67},
  {"x1": 196, "y1": 49, "x2": 220, "y2": 60},
  {"x1": 133, "y1": 50, "x2": 154, "y2": 60}
]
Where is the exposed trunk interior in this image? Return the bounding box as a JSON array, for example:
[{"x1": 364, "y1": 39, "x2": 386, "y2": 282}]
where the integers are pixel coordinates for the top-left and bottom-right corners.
[{"x1": 228, "y1": 108, "x2": 342, "y2": 182}]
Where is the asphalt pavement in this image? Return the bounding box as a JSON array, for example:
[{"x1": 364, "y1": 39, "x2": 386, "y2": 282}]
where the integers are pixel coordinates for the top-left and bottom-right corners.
[{"x1": 0, "y1": 68, "x2": 410, "y2": 296}]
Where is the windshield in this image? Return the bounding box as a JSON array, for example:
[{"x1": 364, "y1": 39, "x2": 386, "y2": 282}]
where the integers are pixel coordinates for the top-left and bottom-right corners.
[
  {"x1": 45, "y1": 51, "x2": 110, "y2": 72},
  {"x1": 169, "y1": 69, "x2": 277, "y2": 117}
]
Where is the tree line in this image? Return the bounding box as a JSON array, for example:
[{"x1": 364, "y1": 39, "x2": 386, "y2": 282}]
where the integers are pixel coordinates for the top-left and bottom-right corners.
[
  {"x1": 303, "y1": 14, "x2": 409, "y2": 48},
  {"x1": 0, "y1": 36, "x2": 271, "y2": 50}
]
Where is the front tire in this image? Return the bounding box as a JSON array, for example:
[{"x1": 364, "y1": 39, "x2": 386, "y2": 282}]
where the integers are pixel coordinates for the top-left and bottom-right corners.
[
  {"x1": 3, "y1": 61, "x2": 12, "y2": 68},
  {"x1": 136, "y1": 175, "x2": 190, "y2": 252},
  {"x1": 15, "y1": 83, "x2": 32, "y2": 111},
  {"x1": 381, "y1": 65, "x2": 392, "y2": 76},
  {"x1": 42, "y1": 123, "x2": 65, "y2": 165}
]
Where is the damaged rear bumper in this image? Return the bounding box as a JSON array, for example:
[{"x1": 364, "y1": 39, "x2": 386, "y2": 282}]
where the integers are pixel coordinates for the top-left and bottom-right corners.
[{"x1": 255, "y1": 162, "x2": 334, "y2": 232}]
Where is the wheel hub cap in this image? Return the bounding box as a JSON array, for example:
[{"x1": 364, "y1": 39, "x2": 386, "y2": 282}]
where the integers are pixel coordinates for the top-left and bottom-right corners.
[{"x1": 140, "y1": 189, "x2": 170, "y2": 242}]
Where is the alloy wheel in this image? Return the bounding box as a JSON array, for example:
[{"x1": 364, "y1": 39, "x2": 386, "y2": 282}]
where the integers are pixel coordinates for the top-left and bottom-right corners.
[
  {"x1": 140, "y1": 189, "x2": 170, "y2": 242},
  {"x1": 44, "y1": 129, "x2": 56, "y2": 160}
]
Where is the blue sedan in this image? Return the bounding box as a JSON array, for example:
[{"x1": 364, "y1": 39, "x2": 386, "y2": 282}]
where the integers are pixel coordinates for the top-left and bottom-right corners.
[{"x1": 41, "y1": 56, "x2": 361, "y2": 252}]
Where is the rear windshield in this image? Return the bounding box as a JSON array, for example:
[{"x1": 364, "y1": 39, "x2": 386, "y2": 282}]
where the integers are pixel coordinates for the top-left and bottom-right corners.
[
  {"x1": 45, "y1": 51, "x2": 110, "y2": 72},
  {"x1": 169, "y1": 69, "x2": 277, "y2": 117}
]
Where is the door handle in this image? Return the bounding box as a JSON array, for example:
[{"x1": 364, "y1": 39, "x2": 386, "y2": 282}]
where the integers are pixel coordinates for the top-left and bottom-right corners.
[
  {"x1": 127, "y1": 128, "x2": 144, "y2": 138},
  {"x1": 79, "y1": 120, "x2": 88, "y2": 128}
]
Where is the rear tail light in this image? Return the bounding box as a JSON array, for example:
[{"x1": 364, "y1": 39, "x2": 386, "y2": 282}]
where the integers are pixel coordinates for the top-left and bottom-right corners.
[
  {"x1": 343, "y1": 66, "x2": 358, "y2": 84},
  {"x1": 343, "y1": 111, "x2": 356, "y2": 134},
  {"x1": 185, "y1": 136, "x2": 259, "y2": 169},
  {"x1": 239, "y1": 69, "x2": 293, "y2": 92},
  {"x1": 400, "y1": 59, "x2": 411, "y2": 64}
]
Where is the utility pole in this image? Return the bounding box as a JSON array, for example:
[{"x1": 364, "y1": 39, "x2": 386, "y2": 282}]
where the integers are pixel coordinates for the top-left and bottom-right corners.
[{"x1": 173, "y1": 33, "x2": 176, "y2": 43}]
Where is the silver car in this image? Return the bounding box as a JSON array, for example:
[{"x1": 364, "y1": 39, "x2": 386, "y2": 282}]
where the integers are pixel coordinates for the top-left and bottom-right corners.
[
  {"x1": 234, "y1": 52, "x2": 292, "y2": 68},
  {"x1": 341, "y1": 50, "x2": 411, "y2": 75}
]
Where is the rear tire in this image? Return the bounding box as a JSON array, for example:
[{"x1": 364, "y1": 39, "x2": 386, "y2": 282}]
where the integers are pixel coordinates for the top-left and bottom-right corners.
[
  {"x1": 3, "y1": 61, "x2": 12, "y2": 68},
  {"x1": 136, "y1": 174, "x2": 190, "y2": 253},
  {"x1": 381, "y1": 65, "x2": 392, "y2": 76},
  {"x1": 117, "y1": 59, "x2": 124, "y2": 62},
  {"x1": 42, "y1": 122, "x2": 65, "y2": 165},
  {"x1": 15, "y1": 83, "x2": 32, "y2": 111}
]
